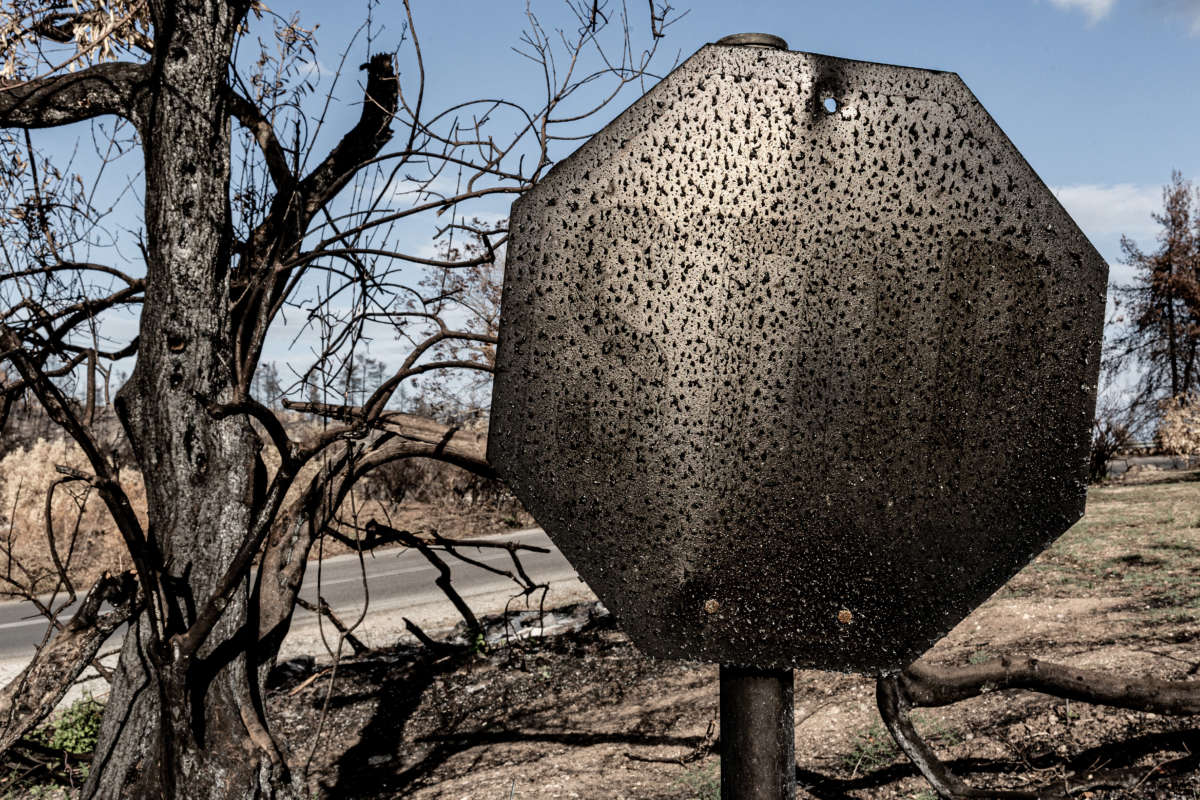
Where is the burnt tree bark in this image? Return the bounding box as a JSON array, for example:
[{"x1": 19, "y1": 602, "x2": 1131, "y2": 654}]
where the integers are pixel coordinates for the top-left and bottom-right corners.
[{"x1": 78, "y1": 2, "x2": 287, "y2": 797}]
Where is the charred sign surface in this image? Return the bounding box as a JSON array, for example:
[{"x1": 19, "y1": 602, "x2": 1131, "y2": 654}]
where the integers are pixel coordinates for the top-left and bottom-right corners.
[{"x1": 488, "y1": 42, "x2": 1107, "y2": 673}]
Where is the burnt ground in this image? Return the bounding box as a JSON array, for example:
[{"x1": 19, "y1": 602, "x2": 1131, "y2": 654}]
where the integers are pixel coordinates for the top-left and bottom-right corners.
[
  {"x1": 2, "y1": 467, "x2": 1197, "y2": 798},
  {"x1": 265, "y1": 467, "x2": 1200, "y2": 800}
]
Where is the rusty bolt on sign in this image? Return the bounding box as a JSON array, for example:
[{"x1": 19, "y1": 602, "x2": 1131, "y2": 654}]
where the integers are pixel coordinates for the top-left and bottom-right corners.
[{"x1": 489, "y1": 33, "x2": 1107, "y2": 799}]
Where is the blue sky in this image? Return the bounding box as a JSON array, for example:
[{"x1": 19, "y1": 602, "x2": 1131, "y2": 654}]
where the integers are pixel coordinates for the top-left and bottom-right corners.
[
  {"x1": 273, "y1": 0, "x2": 1198, "y2": 402},
  {"x1": 15, "y1": 0, "x2": 1200, "y2": 391},
  {"x1": 285, "y1": 0, "x2": 1200, "y2": 283}
]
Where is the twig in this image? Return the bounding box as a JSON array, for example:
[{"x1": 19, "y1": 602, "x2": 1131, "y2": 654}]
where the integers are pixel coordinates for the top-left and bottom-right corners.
[
  {"x1": 287, "y1": 667, "x2": 334, "y2": 697},
  {"x1": 877, "y1": 676, "x2": 1039, "y2": 799},
  {"x1": 403, "y1": 616, "x2": 459, "y2": 654},
  {"x1": 295, "y1": 596, "x2": 368, "y2": 655},
  {"x1": 364, "y1": 522, "x2": 480, "y2": 636}
]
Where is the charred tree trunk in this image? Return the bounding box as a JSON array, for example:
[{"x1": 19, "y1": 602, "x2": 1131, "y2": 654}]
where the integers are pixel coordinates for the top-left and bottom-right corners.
[
  {"x1": 1165, "y1": 251, "x2": 1180, "y2": 396},
  {"x1": 83, "y1": 2, "x2": 291, "y2": 797}
]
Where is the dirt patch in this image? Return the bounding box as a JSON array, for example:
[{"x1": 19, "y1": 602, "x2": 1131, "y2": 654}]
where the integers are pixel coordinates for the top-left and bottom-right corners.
[
  {"x1": 263, "y1": 474, "x2": 1200, "y2": 799},
  {"x1": 7, "y1": 473, "x2": 1200, "y2": 798},
  {"x1": 268, "y1": 604, "x2": 1198, "y2": 799}
]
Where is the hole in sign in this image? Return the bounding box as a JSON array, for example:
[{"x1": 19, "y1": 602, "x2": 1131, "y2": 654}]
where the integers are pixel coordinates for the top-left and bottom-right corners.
[{"x1": 823, "y1": 96, "x2": 839, "y2": 114}]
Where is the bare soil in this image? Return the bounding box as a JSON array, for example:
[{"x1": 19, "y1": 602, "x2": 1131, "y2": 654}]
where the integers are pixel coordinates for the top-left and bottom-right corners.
[
  {"x1": 4, "y1": 467, "x2": 1197, "y2": 798},
  {"x1": 263, "y1": 467, "x2": 1200, "y2": 799}
]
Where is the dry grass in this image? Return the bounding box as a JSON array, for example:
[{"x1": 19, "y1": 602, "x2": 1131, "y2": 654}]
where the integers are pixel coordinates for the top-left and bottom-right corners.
[
  {"x1": 0, "y1": 431, "x2": 530, "y2": 598},
  {"x1": 997, "y1": 467, "x2": 1200, "y2": 614},
  {"x1": 0, "y1": 437, "x2": 146, "y2": 595}
]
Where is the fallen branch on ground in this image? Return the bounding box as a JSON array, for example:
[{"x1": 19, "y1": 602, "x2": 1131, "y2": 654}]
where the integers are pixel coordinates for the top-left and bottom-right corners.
[
  {"x1": 0, "y1": 571, "x2": 139, "y2": 755},
  {"x1": 901, "y1": 656, "x2": 1200, "y2": 715},
  {"x1": 872, "y1": 656, "x2": 1200, "y2": 799}
]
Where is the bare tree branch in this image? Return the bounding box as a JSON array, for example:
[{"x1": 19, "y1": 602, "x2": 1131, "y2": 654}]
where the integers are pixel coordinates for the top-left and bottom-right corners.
[
  {"x1": 207, "y1": 397, "x2": 297, "y2": 472},
  {"x1": 228, "y1": 90, "x2": 293, "y2": 191},
  {"x1": 295, "y1": 597, "x2": 367, "y2": 656},
  {"x1": 282, "y1": 400, "x2": 493, "y2": 476},
  {"x1": 0, "y1": 62, "x2": 146, "y2": 128},
  {"x1": 293, "y1": 52, "x2": 398, "y2": 223},
  {"x1": 0, "y1": 325, "x2": 160, "y2": 631},
  {"x1": 361, "y1": 521, "x2": 480, "y2": 637},
  {"x1": 901, "y1": 656, "x2": 1200, "y2": 715},
  {"x1": 877, "y1": 676, "x2": 1038, "y2": 800}
]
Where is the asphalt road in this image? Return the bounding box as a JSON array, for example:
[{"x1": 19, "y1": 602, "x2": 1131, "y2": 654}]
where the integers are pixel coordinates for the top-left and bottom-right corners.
[
  {"x1": 0, "y1": 528, "x2": 584, "y2": 662},
  {"x1": 2, "y1": 452, "x2": 1192, "y2": 660}
]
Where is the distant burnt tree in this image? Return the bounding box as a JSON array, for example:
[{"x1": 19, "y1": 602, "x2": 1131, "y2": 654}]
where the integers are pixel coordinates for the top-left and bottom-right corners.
[{"x1": 1105, "y1": 171, "x2": 1200, "y2": 430}]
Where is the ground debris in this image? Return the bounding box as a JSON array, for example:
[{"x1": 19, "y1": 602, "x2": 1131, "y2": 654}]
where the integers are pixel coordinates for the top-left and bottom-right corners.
[{"x1": 258, "y1": 475, "x2": 1200, "y2": 798}]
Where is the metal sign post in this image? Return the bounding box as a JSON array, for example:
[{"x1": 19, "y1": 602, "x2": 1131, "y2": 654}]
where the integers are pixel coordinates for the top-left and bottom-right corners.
[
  {"x1": 720, "y1": 666, "x2": 795, "y2": 799},
  {"x1": 489, "y1": 31, "x2": 1107, "y2": 798}
]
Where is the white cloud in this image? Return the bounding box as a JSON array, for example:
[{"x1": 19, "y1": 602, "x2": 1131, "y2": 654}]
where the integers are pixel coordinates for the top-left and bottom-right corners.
[
  {"x1": 1075, "y1": 0, "x2": 1200, "y2": 33},
  {"x1": 297, "y1": 59, "x2": 328, "y2": 78},
  {"x1": 1156, "y1": 0, "x2": 1200, "y2": 34},
  {"x1": 1052, "y1": 182, "x2": 1161, "y2": 249},
  {"x1": 1048, "y1": 0, "x2": 1118, "y2": 23}
]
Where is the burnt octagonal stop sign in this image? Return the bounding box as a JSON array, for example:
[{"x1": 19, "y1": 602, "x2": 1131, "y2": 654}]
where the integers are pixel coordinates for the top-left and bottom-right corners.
[{"x1": 488, "y1": 41, "x2": 1107, "y2": 674}]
